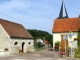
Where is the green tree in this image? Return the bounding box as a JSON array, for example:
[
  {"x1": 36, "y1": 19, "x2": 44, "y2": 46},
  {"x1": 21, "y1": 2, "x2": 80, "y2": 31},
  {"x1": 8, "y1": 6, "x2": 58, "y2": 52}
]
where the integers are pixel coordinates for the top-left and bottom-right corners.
[
  {"x1": 27, "y1": 29, "x2": 53, "y2": 47},
  {"x1": 45, "y1": 35, "x2": 53, "y2": 47},
  {"x1": 27, "y1": 29, "x2": 51, "y2": 40},
  {"x1": 74, "y1": 28, "x2": 80, "y2": 58},
  {"x1": 35, "y1": 42, "x2": 42, "y2": 48},
  {"x1": 77, "y1": 28, "x2": 80, "y2": 47}
]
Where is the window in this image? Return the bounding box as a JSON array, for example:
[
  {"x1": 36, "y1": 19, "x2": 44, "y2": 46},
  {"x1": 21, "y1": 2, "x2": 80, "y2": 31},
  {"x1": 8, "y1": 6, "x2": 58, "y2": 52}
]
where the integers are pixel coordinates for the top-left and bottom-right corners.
[
  {"x1": 63, "y1": 35, "x2": 67, "y2": 40},
  {"x1": 14, "y1": 41, "x2": 18, "y2": 45},
  {"x1": 61, "y1": 35, "x2": 68, "y2": 40},
  {"x1": 28, "y1": 42, "x2": 31, "y2": 45}
]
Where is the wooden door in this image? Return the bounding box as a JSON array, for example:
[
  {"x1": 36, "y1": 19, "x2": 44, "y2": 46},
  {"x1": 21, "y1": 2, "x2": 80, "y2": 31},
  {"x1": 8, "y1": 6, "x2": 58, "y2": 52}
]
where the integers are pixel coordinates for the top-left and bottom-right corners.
[{"x1": 60, "y1": 35, "x2": 68, "y2": 52}]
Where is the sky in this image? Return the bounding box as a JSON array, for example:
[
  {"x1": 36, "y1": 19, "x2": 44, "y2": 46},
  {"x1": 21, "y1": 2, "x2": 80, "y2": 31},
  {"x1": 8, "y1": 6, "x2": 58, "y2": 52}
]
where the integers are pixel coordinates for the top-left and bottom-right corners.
[{"x1": 0, "y1": 0, "x2": 80, "y2": 34}]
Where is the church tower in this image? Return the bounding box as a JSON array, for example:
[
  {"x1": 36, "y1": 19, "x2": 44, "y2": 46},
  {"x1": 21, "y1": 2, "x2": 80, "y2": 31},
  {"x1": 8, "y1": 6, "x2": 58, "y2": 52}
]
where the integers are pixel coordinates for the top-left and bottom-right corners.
[{"x1": 58, "y1": 0, "x2": 69, "y2": 19}]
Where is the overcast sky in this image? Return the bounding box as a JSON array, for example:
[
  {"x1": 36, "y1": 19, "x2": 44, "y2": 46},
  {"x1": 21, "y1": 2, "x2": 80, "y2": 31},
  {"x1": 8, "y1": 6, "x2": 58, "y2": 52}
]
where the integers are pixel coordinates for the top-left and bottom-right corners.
[{"x1": 0, "y1": 0, "x2": 80, "y2": 34}]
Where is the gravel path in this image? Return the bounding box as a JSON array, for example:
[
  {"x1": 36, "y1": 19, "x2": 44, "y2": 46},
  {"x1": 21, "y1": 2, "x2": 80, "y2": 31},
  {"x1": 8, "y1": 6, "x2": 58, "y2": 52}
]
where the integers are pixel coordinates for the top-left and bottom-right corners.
[{"x1": 0, "y1": 48, "x2": 80, "y2": 60}]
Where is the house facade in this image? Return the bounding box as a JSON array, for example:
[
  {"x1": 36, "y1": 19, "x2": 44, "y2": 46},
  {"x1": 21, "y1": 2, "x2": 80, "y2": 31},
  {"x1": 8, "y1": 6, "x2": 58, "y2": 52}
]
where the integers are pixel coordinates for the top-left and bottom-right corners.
[
  {"x1": 44, "y1": 40, "x2": 50, "y2": 48},
  {"x1": 0, "y1": 18, "x2": 34, "y2": 55},
  {"x1": 52, "y1": 1, "x2": 80, "y2": 51}
]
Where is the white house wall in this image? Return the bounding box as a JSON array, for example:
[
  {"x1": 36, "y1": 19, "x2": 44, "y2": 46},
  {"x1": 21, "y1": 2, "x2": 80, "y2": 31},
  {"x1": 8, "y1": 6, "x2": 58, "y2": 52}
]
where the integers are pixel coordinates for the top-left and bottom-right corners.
[
  {"x1": 68, "y1": 33, "x2": 77, "y2": 48},
  {"x1": 53, "y1": 32, "x2": 77, "y2": 50},
  {"x1": 72, "y1": 40, "x2": 77, "y2": 49},
  {"x1": 53, "y1": 33, "x2": 61, "y2": 50},
  {"x1": 10, "y1": 38, "x2": 34, "y2": 53}
]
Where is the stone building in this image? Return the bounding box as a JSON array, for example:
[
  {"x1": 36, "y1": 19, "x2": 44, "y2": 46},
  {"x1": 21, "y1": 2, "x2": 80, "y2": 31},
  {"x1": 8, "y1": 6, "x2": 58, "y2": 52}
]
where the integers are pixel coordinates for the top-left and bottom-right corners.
[{"x1": 0, "y1": 18, "x2": 34, "y2": 55}]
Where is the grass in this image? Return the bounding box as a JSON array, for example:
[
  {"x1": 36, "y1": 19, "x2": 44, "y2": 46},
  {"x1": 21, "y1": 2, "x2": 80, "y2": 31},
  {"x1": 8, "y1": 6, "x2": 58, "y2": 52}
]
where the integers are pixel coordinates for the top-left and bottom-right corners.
[
  {"x1": 74, "y1": 54, "x2": 80, "y2": 58},
  {"x1": 37, "y1": 48, "x2": 42, "y2": 51},
  {"x1": 74, "y1": 47, "x2": 80, "y2": 58}
]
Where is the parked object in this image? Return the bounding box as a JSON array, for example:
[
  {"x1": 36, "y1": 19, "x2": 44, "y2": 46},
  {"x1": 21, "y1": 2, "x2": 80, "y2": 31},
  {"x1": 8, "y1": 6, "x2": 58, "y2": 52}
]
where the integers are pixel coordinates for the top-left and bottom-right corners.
[{"x1": 60, "y1": 51, "x2": 66, "y2": 57}]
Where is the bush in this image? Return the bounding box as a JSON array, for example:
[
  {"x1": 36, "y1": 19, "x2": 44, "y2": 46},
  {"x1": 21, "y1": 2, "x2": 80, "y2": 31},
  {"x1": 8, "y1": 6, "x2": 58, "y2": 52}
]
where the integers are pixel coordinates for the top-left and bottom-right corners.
[
  {"x1": 77, "y1": 28, "x2": 80, "y2": 46},
  {"x1": 34, "y1": 42, "x2": 43, "y2": 51},
  {"x1": 75, "y1": 49, "x2": 80, "y2": 54},
  {"x1": 74, "y1": 54, "x2": 80, "y2": 58},
  {"x1": 74, "y1": 48, "x2": 80, "y2": 58},
  {"x1": 55, "y1": 41, "x2": 60, "y2": 46},
  {"x1": 34, "y1": 42, "x2": 42, "y2": 48},
  {"x1": 37, "y1": 42, "x2": 42, "y2": 48},
  {"x1": 37, "y1": 48, "x2": 42, "y2": 51}
]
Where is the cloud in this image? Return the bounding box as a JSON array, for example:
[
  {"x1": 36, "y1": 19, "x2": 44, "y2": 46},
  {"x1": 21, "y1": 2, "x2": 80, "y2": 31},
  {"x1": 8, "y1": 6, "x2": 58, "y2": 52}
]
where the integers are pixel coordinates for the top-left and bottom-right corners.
[
  {"x1": 0, "y1": 0, "x2": 65, "y2": 33},
  {"x1": 0, "y1": 0, "x2": 80, "y2": 33}
]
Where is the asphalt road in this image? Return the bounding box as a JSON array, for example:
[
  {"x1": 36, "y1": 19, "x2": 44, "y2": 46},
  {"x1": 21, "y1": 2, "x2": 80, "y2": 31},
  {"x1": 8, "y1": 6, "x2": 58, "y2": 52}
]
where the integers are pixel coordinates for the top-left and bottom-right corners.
[{"x1": 0, "y1": 48, "x2": 80, "y2": 60}]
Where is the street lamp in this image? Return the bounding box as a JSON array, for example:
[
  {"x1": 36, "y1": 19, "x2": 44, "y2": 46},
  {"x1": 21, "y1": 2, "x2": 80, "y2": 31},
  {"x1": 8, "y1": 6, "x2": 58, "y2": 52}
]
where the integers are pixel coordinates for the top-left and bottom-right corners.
[{"x1": 69, "y1": 31, "x2": 73, "y2": 57}]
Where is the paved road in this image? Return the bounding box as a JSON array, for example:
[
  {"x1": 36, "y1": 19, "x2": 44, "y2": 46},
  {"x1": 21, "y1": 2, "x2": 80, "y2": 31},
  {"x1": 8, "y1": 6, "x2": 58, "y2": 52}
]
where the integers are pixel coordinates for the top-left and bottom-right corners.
[{"x1": 0, "y1": 48, "x2": 80, "y2": 60}]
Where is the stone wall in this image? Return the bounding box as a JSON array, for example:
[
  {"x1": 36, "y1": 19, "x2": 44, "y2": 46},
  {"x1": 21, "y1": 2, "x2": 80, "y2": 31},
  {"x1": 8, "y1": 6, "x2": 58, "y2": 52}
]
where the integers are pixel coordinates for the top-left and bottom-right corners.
[
  {"x1": 0, "y1": 24, "x2": 10, "y2": 53},
  {"x1": 10, "y1": 38, "x2": 34, "y2": 53},
  {"x1": 0, "y1": 24, "x2": 34, "y2": 54}
]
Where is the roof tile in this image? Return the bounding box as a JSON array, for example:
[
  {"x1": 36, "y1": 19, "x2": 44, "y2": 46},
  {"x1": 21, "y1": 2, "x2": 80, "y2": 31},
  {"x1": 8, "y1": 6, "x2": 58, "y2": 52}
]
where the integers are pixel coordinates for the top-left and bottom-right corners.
[
  {"x1": 0, "y1": 18, "x2": 33, "y2": 39},
  {"x1": 52, "y1": 18, "x2": 80, "y2": 32}
]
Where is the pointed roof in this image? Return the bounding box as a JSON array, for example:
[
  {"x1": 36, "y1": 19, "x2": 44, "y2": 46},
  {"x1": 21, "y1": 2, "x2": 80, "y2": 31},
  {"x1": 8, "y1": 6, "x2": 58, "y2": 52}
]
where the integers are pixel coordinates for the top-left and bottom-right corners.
[
  {"x1": 78, "y1": 14, "x2": 80, "y2": 18},
  {"x1": 58, "y1": 0, "x2": 68, "y2": 19},
  {"x1": 0, "y1": 18, "x2": 33, "y2": 39}
]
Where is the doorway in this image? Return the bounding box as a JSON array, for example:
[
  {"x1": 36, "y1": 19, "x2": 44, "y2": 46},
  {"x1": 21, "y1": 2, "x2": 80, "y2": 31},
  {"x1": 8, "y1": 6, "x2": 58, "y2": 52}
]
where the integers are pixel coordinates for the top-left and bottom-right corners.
[
  {"x1": 60, "y1": 35, "x2": 68, "y2": 52},
  {"x1": 22, "y1": 42, "x2": 25, "y2": 53}
]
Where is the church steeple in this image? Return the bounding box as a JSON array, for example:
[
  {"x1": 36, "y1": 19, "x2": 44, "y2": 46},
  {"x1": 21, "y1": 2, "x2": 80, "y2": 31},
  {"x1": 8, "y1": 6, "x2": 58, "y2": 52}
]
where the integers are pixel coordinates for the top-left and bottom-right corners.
[
  {"x1": 58, "y1": 0, "x2": 69, "y2": 19},
  {"x1": 78, "y1": 14, "x2": 80, "y2": 18}
]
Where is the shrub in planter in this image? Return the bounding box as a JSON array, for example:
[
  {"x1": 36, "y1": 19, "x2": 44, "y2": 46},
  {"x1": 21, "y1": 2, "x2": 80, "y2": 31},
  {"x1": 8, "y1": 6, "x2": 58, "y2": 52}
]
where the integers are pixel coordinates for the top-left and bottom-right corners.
[
  {"x1": 55, "y1": 41, "x2": 60, "y2": 51},
  {"x1": 55, "y1": 41, "x2": 60, "y2": 46},
  {"x1": 54, "y1": 46, "x2": 59, "y2": 51}
]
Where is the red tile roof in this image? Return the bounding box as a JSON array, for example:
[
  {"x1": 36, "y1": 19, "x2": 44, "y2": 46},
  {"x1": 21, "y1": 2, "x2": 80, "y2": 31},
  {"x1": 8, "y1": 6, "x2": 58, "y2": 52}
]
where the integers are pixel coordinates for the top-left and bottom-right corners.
[
  {"x1": 52, "y1": 18, "x2": 80, "y2": 33},
  {"x1": 44, "y1": 40, "x2": 49, "y2": 44},
  {"x1": 0, "y1": 18, "x2": 33, "y2": 39}
]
